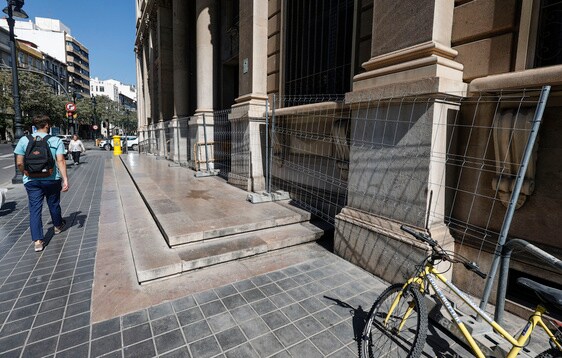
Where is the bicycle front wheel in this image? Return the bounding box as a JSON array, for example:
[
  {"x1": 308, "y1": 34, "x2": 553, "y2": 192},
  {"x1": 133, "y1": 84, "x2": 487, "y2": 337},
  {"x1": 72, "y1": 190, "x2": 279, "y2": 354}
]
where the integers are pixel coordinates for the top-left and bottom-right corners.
[{"x1": 362, "y1": 283, "x2": 428, "y2": 358}]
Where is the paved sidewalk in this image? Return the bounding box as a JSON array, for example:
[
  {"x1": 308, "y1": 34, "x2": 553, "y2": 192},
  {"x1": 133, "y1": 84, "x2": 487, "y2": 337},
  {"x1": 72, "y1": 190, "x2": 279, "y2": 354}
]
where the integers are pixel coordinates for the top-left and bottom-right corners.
[{"x1": 0, "y1": 151, "x2": 482, "y2": 357}]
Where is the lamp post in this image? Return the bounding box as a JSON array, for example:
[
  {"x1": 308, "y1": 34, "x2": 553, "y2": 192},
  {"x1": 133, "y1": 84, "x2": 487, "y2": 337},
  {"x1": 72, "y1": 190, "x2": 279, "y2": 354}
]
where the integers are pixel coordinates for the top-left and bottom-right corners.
[
  {"x1": 4, "y1": 0, "x2": 28, "y2": 184},
  {"x1": 71, "y1": 91, "x2": 77, "y2": 135},
  {"x1": 91, "y1": 96, "x2": 97, "y2": 139}
]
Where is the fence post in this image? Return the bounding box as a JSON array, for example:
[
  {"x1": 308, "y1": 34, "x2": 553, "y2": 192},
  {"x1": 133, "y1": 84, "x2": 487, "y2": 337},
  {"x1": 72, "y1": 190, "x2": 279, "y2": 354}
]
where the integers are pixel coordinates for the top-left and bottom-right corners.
[
  {"x1": 265, "y1": 98, "x2": 270, "y2": 194},
  {"x1": 269, "y1": 95, "x2": 275, "y2": 195},
  {"x1": 203, "y1": 113, "x2": 210, "y2": 172},
  {"x1": 479, "y1": 85, "x2": 551, "y2": 312}
]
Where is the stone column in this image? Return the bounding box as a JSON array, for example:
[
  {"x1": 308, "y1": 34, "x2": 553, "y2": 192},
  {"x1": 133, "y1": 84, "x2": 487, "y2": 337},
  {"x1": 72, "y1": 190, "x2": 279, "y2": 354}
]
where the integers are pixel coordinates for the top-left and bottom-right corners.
[
  {"x1": 142, "y1": 39, "x2": 151, "y2": 129},
  {"x1": 171, "y1": 0, "x2": 190, "y2": 163},
  {"x1": 191, "y1": 0, "x2": 215, "y2": 170},
  {"x1": 149, "y1": 24, "x2": 158, "y2": 128},
  {"x1": 135, "y1": 48, "x2": 146, "y2": 140},
  {"x1": 157, "y1": 4, "x2": 174, "y2": 157},
  {"x1": 229, "y1": 0, "x2": 268, "y2": 191},
  {"x1": 334, "y1": 0, "x2": 466, "y2": 283}
]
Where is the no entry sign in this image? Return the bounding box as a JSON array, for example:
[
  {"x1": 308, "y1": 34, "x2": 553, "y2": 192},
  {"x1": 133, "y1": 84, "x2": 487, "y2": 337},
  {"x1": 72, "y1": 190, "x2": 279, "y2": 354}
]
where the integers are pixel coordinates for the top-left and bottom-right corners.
[{"x1": 65, "y1": 102, "x2": 76, "y2": 112}]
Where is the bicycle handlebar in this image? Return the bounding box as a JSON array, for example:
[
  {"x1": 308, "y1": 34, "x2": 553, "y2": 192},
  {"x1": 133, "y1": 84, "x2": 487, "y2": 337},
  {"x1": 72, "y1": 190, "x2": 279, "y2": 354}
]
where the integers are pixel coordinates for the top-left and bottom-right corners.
[
  {"x1": 463, "y1": 261, "x2": 487, "y2": 279},
  {"x1": 400, "y1": 225, "x2": 486, "y2": 279},
  {"x1": 400, "y1": 225, "x2": 438, "y2": 247}
]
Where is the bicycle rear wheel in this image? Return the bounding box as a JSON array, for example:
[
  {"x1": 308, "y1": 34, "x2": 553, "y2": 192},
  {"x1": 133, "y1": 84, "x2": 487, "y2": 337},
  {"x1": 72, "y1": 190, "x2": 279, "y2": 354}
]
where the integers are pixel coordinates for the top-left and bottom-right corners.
[{"x1": 362, "y1": 283, "x2": 427, "y2": 358}]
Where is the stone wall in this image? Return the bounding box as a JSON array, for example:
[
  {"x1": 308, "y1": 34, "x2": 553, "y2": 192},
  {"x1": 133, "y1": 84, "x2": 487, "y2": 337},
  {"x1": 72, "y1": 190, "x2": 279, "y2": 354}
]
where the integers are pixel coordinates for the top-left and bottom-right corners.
[{"x1": 452, "y1": 0, "x2": 519, "y2": 81}]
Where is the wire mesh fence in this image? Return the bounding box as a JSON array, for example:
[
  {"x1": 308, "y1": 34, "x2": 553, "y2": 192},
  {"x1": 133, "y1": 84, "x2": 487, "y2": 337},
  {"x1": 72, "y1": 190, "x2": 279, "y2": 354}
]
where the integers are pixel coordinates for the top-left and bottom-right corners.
[{"x1": 268, "y1": 88, "x2": 549, "y2": 301}]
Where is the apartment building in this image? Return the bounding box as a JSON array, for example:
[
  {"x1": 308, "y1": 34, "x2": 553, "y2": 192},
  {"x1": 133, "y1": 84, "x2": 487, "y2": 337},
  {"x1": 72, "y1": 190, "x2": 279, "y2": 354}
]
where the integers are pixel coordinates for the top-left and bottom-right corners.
[
  {"x1": 0, "y1": 16, "x2": 90, "y2": 96},
  {"x1": 66, "y1": 35, "x2": 90, "y2": 95}
]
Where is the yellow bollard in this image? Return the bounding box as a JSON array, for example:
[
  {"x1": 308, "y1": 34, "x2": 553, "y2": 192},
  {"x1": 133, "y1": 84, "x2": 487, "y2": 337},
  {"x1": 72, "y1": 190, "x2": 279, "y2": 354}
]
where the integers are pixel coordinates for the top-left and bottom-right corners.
[{"x1": 113, "y1": 135, "x2": 122, "y2": 155}]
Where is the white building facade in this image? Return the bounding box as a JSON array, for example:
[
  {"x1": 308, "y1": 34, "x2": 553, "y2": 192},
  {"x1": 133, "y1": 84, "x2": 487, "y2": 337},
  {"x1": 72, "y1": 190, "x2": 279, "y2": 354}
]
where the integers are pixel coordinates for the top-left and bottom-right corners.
[
  {"x1": 0, "y1": 17, "x2": 90, "y2": 95},
  {"x1": 90, "y1": 78, "x2": 137, "y2": 104}
]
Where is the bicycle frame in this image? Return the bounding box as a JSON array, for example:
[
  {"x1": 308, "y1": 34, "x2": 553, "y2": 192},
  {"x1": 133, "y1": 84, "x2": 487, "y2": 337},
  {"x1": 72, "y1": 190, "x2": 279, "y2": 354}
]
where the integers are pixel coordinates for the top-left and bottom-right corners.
[{"x1": 389, "y1": 265, "x2": 562, "y2": 358}]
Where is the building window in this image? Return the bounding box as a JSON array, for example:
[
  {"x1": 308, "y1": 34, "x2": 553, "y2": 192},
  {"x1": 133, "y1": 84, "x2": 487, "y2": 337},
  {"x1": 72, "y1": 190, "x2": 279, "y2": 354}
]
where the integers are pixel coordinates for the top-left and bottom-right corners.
[
  {"x1": 284, "y1": 0, "x2": 355, "y2": 100},
  {"x1": 100, "y1": 86, "x2": 104, "y2": 92},
  {"x1": 534, "y1": 0, "x2": 562, "y2": 67}
]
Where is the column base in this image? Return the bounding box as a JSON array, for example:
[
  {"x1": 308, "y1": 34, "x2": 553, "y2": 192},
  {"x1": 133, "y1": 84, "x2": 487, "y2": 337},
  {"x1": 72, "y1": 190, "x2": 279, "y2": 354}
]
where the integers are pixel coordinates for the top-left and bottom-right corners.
[{"x1": 334, "y1": 207, "x2": 455, "y2": 283}]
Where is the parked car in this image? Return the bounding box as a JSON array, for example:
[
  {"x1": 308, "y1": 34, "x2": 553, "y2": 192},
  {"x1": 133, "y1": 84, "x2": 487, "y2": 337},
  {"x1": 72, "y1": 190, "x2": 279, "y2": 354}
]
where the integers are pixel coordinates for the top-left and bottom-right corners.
[
  {"x1": 56, "y1": 135, "x2": 72, "y2": 160},
  {"x1": 98, "y1": 136, "x2": 139, "y2": 151}
]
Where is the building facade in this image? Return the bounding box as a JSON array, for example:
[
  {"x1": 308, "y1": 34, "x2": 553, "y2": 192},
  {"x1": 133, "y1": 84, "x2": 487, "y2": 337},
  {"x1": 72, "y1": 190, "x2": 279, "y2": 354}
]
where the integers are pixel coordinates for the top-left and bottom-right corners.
[
  {"x1": 0, "y1": 27, "x2": 11, "y2": 68},
  {"x1": 66, "y1": 35, "x2": 90, "y2": 96},
  {"x1": 16, "y1": 40, "x2": 42, "y2": 72},
  {"x1": 43, "y1": 52, "x2": 68, "y2": 95},
  {"x1": 90, "y1": 77, "x2": 137, "y2": 106},
  {"x1": 135, "y1": 0, "x2": 562, "y2": 314},
  {"x1": 0, "y1": 17, "x2": 90, "y2": 96}
]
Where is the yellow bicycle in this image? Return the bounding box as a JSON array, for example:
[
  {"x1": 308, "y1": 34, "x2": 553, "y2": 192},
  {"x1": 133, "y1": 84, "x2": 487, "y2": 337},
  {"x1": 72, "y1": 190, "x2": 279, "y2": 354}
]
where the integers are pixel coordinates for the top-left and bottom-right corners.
[{"x1": 360, "y1": 225, "x2": 562, "y2": 358}]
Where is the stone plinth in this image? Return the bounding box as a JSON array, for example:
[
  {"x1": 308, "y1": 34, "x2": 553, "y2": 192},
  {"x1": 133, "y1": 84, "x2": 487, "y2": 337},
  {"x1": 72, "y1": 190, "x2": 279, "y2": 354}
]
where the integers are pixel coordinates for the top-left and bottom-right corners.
[{"x1": 334, "y1": 0, "x2": 464, "y2": 284}]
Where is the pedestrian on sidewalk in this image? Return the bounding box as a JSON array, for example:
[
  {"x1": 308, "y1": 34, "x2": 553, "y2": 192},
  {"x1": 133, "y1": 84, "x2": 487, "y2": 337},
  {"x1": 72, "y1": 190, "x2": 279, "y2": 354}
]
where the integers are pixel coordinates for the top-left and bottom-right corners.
[
  {"x1": 14, "y1": 115, "x2": 69, "y2": 252},
  {"x1": 69, "y1": 134, "x2": 86, "y2": 165}
]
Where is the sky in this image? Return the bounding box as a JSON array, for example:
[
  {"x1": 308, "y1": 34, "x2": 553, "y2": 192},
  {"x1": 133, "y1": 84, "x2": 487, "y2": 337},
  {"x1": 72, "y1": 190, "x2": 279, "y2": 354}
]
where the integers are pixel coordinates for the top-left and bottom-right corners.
[{"x1": 21, "y1": 0, "x2": 137, "y2": 85}]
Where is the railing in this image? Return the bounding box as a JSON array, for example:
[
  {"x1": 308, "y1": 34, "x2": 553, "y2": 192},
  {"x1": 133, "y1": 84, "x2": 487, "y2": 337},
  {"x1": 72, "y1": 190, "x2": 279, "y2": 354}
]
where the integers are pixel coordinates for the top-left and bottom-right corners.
[{"x1": 495, "y1": 238, "x2": 562, "y2": 324}]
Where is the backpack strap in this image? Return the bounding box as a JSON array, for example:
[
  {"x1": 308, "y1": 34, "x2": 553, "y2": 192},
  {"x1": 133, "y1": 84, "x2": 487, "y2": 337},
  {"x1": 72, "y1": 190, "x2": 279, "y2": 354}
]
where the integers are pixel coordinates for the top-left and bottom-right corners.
[{"x1": 24, "y1": 135, "x2": 36, "y2": 157}]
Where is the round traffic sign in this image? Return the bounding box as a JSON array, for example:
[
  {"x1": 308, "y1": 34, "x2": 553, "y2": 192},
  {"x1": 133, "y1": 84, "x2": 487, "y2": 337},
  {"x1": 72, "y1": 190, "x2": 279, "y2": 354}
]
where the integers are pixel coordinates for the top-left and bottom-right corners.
[
  {"x1": 92, "y1": 125, "x2": 99, "y2": 130},
  {"x1": 65, "y1": 102, "x2": 76, "y2": 112}
]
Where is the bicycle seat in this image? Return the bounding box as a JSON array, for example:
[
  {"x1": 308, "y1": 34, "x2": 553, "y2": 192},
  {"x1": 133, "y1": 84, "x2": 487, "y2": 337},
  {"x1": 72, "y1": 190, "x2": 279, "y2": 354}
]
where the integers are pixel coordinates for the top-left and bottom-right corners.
[{"x1": 517, "y1": 278, "x2": 562, "y2": 312}]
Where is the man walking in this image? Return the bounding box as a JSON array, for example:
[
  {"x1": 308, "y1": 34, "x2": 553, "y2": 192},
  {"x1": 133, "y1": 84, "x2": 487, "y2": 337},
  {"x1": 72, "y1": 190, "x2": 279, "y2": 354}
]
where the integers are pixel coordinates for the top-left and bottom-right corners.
[{"x1": 14, "y1": 115, "x2": 69, "y2": 252}]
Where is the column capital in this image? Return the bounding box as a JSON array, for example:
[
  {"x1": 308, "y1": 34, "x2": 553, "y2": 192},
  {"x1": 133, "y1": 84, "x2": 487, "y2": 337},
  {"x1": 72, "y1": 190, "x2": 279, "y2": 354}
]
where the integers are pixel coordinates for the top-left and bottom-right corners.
[{"x1": 352, "y1": 1, "x2": 466, "y2": 97}]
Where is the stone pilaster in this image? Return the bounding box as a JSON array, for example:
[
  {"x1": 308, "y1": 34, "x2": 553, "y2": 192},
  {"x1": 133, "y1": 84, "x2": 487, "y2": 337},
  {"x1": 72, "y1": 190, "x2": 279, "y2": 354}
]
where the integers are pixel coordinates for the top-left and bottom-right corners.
[
  {"x1": 227, "y1": 0, "x2": 268, "y2": 191},
  {"x1": 196, "y1": 0, "x2": 214, "y2": 113},
  {"x1": 228, "y1": 99, "x2": 267, "y2": 191},
  {"x1": 189, "y1": 113, "x2": 215, "y2": 171},
  {"x1": 135, "y1": 50, "x2": 145, "y2": 132},
  {"x1": 142, "y1": 39, "x2": 152, "y2": 127},
  {"x1": 157, "y1": 3, "x2": 174, "y2": 121},
  {"x1": 189, "y1": 0, "x2": 215, "y2": 170},
  {"x1": 334, "y1": 0, "x2": 466, "y2": 283},
  {"x1": 171, "y1": 0, "x2": 190, "y2": 163}
]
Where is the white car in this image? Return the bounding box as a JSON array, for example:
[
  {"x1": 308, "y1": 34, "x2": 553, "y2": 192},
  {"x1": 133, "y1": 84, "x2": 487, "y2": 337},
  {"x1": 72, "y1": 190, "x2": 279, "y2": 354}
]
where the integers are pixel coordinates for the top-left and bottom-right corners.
[
  {"x1": 99, "y1": 136, "x2": 139, "y2": 151},
  {"x1": 55, "y1": 135, "x2": 72, "y2": 160}
]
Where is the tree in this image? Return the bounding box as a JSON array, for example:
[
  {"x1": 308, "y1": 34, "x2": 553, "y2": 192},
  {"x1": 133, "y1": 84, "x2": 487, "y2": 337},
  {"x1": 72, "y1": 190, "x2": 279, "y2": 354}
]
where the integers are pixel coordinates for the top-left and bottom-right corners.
[{"x1": 0, "y1": 70, "x2": 67, "y2": 135}]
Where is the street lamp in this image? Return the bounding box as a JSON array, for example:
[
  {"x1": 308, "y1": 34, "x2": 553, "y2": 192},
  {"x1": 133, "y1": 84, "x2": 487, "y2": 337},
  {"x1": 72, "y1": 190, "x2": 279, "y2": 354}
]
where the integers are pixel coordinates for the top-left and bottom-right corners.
[
  {"x1": 3, "y1": 0, "x2": 28, "y2": 184},
  {"x1": 91, "y1": 96, "x2": 97, "y2": 139},
  {"x1": 72, "y1": 91, "x2": 77, "y2": 135}
]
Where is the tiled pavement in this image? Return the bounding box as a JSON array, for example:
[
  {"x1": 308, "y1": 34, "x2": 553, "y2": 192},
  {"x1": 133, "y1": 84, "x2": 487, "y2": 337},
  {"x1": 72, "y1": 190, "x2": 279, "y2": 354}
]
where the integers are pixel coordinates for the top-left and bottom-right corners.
[{"x1": 0, "y1": 151, "x2": 474, "y2": 357}]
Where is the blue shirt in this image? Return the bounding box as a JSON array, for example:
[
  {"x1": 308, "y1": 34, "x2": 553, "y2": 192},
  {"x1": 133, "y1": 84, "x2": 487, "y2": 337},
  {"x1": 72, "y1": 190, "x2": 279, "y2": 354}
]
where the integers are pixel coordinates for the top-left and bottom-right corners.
[{"x1": 14, "y1": 133, "x2": 65, "y2": 184}]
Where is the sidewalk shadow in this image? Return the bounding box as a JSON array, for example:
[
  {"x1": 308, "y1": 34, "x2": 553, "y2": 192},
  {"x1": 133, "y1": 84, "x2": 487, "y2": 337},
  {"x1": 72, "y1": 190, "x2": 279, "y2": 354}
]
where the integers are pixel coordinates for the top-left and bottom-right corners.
[
  {"x1": 0, "y1": 201, "x2": 16, "y2": 217},
  {"x1": 324, "y1": 295, "x2": 463, "y2": 357},
  {"x1": 43, "y1": 211, "x2": 87, "y2": 247},
  {"x1": 323, "y1": 296, "x2": 368, "y2": 352}
]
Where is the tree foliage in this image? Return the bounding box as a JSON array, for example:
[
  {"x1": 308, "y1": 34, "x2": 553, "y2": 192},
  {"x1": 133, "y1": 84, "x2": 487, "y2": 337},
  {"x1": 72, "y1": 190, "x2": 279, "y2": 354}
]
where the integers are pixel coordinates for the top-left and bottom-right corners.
[
  {"x1": 0, "y1": 70, "x2": 137, "y2": 139},
  {"x1": 0, "y1": 70, "x2": 66, "y2": 129}
]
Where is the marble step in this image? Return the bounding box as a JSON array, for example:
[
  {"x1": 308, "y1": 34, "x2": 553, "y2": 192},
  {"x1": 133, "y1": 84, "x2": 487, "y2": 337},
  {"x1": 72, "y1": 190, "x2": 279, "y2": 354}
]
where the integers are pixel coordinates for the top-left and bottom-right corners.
[
  {"x1": 114, "y1": 157, "x2": 324, "y2": 283},
  {"x1": 132, "y1": 222, "x2": 324, "y2": 283},
  {"x1": 119, "y1": 155, "x2": 312, "y2": 247}
]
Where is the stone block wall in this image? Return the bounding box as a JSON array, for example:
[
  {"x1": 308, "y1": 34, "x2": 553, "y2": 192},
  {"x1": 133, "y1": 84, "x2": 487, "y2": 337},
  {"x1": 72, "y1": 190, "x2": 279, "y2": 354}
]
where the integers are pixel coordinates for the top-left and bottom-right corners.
[
  {"x1": 452, "y1": 0, "x2": 519, "y2": 81},
  {"x1": 267, "y1": 0, "x2": 281, "y2": 95}
]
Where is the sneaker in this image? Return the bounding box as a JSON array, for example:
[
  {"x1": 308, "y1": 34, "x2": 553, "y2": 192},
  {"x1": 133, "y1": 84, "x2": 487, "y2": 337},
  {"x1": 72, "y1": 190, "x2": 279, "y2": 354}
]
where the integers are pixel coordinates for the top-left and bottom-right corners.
[
  {"x1": 54, "y1": 220, "x2": 66, "y2": 234},
  {"x1": 34, "y1": 240, "x2": 44, "y2": 252}
]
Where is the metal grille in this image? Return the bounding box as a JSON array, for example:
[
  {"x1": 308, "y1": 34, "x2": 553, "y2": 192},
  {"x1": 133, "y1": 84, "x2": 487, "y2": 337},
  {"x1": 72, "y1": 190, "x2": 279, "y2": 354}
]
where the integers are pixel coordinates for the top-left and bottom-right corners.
[
  {"x1": 165, "y1": 117, "x2": 192, "y2": 166},
  {"x1": 268, "y1": 89, "x2": 549, "y2": 298},
  {"x1": 269, "y1": 95, "x2": 350, "y2": 223},
  {"x1": 269, "y1": 90, "x2": 547, "y2": 241},
  {"x1": 284, "y1": 0, "x2": 355, "y2": 98},
  {"x1": 212, "y1": 109, "x2": 234, "y2": 180}
]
